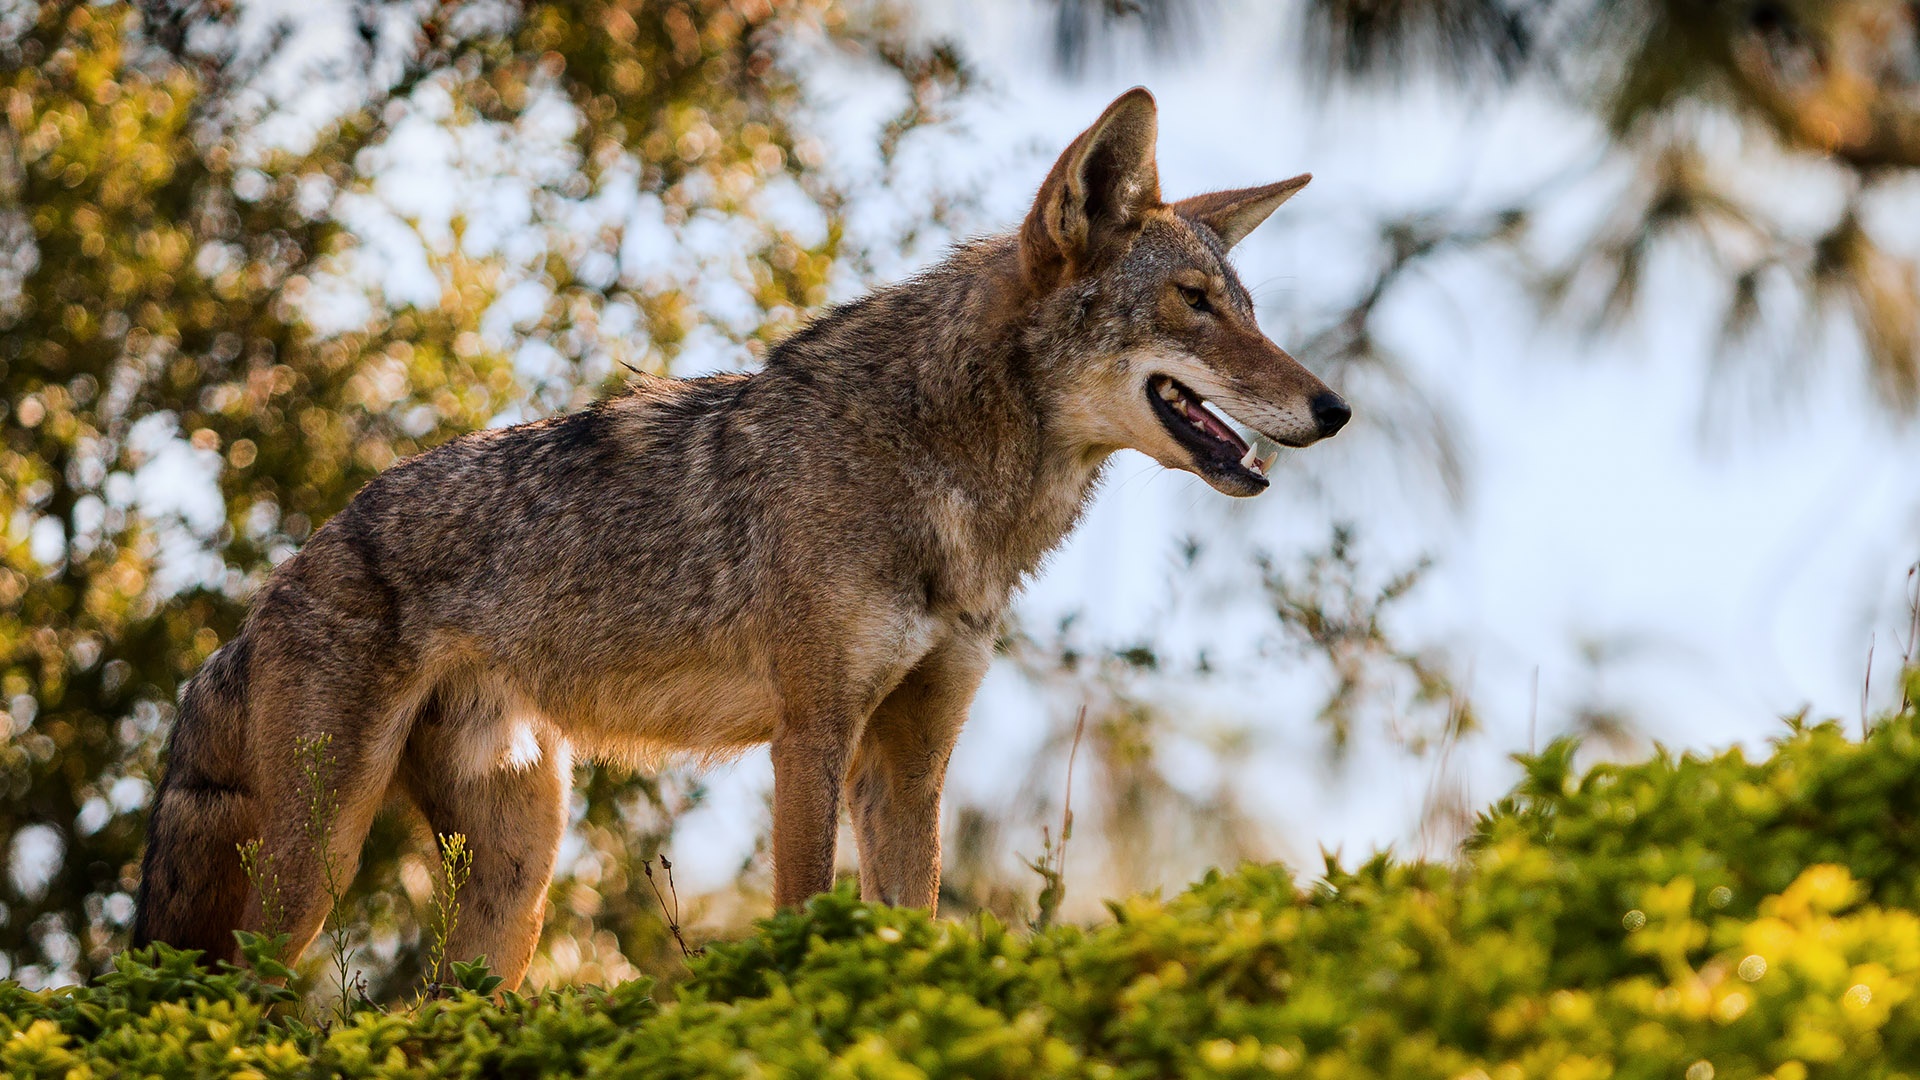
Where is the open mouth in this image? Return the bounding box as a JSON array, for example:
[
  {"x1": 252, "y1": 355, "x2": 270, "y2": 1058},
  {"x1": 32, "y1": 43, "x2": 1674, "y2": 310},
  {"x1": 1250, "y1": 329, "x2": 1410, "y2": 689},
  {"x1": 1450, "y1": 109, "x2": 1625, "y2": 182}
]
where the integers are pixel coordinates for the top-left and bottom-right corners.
[{"x1": 1147, "y1": 375, "x2": 1277, "y2": 488}]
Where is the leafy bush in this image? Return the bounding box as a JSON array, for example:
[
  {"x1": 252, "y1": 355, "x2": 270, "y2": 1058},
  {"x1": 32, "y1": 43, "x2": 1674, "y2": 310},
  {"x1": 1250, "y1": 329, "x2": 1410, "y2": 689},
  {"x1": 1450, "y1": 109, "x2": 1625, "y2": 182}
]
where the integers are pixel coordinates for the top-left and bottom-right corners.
[{"x1": 9, "y1": 686, "x2": 1920, "y2": 1078}]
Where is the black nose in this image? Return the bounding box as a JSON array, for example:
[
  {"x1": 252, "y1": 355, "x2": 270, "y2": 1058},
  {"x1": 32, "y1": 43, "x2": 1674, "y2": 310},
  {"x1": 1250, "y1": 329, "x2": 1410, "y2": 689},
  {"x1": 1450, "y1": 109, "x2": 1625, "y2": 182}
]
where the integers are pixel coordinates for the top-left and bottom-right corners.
[{"x1": 1311, "y1": 391, "x2": 1351, "y2": 437}]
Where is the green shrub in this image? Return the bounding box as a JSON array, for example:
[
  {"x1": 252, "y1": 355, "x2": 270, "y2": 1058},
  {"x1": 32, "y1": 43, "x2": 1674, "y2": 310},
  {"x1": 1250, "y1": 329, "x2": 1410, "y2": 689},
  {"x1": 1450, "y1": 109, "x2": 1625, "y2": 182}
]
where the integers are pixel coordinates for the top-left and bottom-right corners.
[{"x1": 10, "y1": 697, "x2": 1920, "y2": 1078}]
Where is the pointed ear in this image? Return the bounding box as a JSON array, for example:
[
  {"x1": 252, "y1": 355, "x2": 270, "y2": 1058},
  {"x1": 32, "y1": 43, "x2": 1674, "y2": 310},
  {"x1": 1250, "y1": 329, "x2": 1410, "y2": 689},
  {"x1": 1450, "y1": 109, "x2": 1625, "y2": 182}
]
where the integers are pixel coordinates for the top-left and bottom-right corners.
[
  {"x1": 1171, "y1": 174, "x2": 1311, "y2": 249},
  {"x1": 1021, "y1": 87, "x2": 1162, "y2": 289}
]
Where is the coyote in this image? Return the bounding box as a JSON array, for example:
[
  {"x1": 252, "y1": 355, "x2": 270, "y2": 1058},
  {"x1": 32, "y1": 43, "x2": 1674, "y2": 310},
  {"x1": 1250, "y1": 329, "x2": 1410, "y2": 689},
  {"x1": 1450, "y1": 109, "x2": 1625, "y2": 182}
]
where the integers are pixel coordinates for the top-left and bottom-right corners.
[{"x1": 134, "y1": 87, "x2": 1349, "y2": 987}]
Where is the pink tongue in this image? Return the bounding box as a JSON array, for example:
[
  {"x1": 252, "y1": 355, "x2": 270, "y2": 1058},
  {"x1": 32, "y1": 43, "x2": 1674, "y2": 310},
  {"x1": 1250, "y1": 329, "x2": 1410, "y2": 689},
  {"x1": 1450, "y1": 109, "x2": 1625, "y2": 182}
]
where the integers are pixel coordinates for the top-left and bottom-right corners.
[{"x1": 1193, "y1": 405, "x2": 1247, "y2": 452}]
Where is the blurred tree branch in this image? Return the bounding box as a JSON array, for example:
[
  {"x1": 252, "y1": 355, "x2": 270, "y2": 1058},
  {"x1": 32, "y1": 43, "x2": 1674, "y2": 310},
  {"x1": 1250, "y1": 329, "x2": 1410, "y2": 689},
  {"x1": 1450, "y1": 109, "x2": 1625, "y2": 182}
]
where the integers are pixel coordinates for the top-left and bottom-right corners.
[{"x1": 1054, "y1": 0, "x2": 1920, "y2": 414}]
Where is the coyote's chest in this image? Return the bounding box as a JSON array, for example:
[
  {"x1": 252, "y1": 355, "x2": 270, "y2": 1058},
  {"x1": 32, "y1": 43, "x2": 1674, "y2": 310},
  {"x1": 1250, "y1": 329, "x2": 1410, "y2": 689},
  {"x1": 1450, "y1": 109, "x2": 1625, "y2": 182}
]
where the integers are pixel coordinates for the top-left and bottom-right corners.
[{"x1": 922, "y1": 458, "x2": 1103, "y2": 621}]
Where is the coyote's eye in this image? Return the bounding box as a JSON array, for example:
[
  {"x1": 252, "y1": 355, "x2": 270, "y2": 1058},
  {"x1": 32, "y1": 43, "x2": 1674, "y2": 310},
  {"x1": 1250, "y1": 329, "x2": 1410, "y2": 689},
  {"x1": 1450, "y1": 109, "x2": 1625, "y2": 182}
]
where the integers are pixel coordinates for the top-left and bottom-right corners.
[{"x1": 1178, "y1": 285, "x2": 1212, "y2": 313}]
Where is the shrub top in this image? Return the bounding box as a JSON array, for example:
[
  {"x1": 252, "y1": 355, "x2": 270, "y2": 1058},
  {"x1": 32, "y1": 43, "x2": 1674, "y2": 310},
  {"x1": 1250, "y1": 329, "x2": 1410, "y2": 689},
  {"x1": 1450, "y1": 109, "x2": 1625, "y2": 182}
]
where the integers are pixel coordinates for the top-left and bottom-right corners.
[{"x1": 8, "y1": 704, "x2": 1920, "y2": 1079}]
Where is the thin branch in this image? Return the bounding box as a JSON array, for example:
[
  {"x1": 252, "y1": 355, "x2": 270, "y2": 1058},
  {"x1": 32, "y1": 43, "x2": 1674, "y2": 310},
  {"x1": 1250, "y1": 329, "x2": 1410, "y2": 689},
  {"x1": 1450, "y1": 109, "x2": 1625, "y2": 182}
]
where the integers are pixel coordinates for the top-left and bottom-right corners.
[{"x1": 642, "y1": 854, "x2": 701, "y2": 959}]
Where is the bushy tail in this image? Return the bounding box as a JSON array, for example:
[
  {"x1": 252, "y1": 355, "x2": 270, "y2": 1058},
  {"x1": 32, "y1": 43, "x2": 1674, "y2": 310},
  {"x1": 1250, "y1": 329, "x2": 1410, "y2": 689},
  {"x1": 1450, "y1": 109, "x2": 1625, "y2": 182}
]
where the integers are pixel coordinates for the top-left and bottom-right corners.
[{"x1": 132, "y1": 635, "x2": 257, "y2": 963}]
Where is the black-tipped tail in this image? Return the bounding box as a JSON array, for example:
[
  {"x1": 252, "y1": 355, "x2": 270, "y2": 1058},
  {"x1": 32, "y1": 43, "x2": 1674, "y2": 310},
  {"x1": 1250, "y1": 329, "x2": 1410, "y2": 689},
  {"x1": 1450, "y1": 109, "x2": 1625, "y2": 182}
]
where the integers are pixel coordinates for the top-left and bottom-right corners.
[{"x1": 132, "y1": 636, "x2": 256, "y2": 963}]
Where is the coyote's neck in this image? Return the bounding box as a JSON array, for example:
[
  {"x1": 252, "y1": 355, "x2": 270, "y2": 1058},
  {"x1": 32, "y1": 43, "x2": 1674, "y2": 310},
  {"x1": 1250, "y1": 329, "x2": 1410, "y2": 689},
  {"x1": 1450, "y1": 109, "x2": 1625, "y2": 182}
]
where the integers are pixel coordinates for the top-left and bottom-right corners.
[
  {"x1": 897, "y1": 240, "x2": 1108, "y2": 563},
  {"x1": 765, "y1": 236, "x2": 1109, "y2": 616}
]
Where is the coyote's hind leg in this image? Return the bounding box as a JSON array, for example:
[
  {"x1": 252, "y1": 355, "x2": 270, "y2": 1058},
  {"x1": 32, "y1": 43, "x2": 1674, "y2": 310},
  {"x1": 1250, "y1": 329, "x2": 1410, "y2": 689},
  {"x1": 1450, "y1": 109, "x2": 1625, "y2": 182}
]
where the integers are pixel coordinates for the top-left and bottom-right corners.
[
  {"x1": 399, "y1": 694, "x2": 567, "y2": 991},
  {"x1": 242, "y1": 651, "x2": 419, "y2": 970}
]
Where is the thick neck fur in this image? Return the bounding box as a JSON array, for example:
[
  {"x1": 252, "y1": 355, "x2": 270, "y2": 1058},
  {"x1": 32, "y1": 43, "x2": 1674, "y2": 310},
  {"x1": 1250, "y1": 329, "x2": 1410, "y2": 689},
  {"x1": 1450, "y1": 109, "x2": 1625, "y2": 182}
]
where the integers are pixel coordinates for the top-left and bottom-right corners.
[{"x1": 755, "y1": 234, "x2": 1110, "y2": 614}]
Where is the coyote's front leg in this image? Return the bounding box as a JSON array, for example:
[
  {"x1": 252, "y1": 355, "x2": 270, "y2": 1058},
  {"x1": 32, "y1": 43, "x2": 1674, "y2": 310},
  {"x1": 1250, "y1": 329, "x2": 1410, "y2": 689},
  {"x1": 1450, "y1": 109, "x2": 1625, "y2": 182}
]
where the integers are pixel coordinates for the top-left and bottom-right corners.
[
  {"x1": 850, "y1": 635, "x2": 993, "y2": 910},
  {"x1": 770, "y1": 688, "x2": 868, "y2": 907}
]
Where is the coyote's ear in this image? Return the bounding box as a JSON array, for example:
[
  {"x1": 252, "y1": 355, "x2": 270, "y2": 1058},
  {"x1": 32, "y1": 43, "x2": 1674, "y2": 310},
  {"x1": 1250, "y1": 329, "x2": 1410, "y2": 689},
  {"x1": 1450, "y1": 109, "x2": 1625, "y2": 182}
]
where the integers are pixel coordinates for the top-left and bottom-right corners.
[
  {"x1": 1171, "y1": 174, "x2": 1311, "y2": 250},
  {"x1": 1021, "y1": 87, "x2": 1162, "y2": 289}
]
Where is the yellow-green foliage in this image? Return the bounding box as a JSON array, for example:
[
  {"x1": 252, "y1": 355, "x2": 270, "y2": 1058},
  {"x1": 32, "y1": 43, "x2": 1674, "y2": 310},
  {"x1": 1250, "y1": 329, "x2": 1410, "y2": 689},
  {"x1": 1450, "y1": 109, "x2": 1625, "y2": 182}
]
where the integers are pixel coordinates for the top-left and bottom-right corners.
[{"x1": 10, "y1": 701, "x2": 1920, "y2": 1078}]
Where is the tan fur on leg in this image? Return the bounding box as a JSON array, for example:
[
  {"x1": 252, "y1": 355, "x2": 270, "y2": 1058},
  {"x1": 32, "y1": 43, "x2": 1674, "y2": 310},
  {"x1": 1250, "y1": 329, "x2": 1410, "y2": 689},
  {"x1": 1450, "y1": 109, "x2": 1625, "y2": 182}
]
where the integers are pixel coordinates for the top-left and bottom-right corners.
[
  {"x1": 849, "y1": 637, "x2": 991, "y2": 909},
  {"x1": 401, "y1": 714, "x2": 568, "y2": 991}
]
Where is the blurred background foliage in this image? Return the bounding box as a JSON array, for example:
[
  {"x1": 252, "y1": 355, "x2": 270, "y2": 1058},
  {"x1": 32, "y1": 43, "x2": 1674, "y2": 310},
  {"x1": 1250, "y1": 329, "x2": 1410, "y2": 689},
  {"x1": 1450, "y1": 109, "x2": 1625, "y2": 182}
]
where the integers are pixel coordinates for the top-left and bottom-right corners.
[
  {"x1": 3, "y1": 0, "x2": 1918, "y2": 1003},
  {"x1": 1062, "y1": 0, "x2": 1920, "y2": 411}
]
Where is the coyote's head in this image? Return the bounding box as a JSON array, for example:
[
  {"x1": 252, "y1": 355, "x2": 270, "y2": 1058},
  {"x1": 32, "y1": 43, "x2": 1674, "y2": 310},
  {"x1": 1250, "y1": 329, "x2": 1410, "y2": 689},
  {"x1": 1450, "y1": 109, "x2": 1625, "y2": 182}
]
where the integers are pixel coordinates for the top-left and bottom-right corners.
[{"x1": 1022, "y1": 87, "x2": 1348, "y2": 496}]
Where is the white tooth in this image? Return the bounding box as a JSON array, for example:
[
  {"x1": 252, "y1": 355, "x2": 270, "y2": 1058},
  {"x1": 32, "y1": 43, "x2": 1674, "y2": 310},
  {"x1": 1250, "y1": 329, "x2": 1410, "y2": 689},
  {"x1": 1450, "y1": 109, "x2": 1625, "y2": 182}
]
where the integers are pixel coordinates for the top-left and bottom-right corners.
[
  {"x1": 1158, "y1": 382, "x2": 1182, "y2": 402},
  {"x1": 1241, "y1": 435, "x2": 1281, "y2": 477},
  {"x1": 1254, "y1": 435, "x2": 1281, "y2": 474}
]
